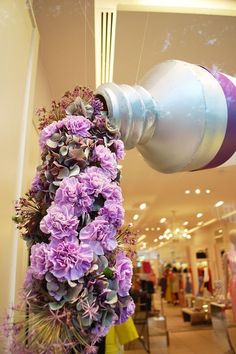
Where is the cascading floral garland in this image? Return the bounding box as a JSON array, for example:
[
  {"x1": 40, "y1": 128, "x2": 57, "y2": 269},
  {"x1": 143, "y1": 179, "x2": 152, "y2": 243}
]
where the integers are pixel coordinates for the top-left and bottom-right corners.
[{"x1": 5, "y1": 87, "x2": 136, "y2": 353}]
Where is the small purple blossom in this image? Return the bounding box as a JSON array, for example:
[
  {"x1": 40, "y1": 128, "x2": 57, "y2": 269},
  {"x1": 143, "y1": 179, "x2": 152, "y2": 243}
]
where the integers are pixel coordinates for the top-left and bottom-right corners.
[
  {"x1": 40, "y1": 203, "x2": 78, "y2": 243},
  {"x1": 115, "y1": 252, "x2": 133, "y2": 297},
  {"x1": 79, "y1": 216, "x2": 117, "y2": 255},
  {"x1": 48, "y1": 241, "x2": 93, "y2": 281},
  {"x1": 29, "y1": 243, "x2": 50, "y2": 280},
  {"x1": 111, "y1": 139, "x2": 125, "y2": 160},
  {"x1": 116, "y1": 297, "x2": 135, "y2": 324},
  {"x1": 30, "y1": 174, "x2": 43, "y2": 193},
  {"x1": 54, "y1": 177, "x2": 93, "y2": 215},
  {"x1": 93, "y1": 145, "x2": 117, "y2": 180},
  {"x1": 91, "y1": 324, "x2": 110, "y2": 338},
  {"x1": 99, "y1": 202, "x2": 124, "y2": 228},
  {"x1": 62, "y1": 115, "x2": 92, "y2": 137}
]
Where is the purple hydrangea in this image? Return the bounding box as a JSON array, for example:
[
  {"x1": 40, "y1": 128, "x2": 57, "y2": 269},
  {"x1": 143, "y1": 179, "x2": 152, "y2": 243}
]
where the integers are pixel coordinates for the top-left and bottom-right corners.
[
  {"x1": 79, "y1": 216, "x2": 117, "y2": 255},
  {"x1": 79, "y1": 167, "x2": 109, "y2": 197},
  {"x1": 30, "y1": 174, "x2": 43, "y2": 193},
  {"x1": 54, "y1": 177, "x2": 93, "y2": 215},
  {"x1": 29, "y1": 243, "x2": 50, "y2": 280},
  {"x1": 93, "y1": 145, "x2": 117, "y2": 180},
  {"x1": 62, "y1": 115, "x2": 92, "y2": 137},
  {"x1": 48, "y1": 241, "x2": 93, "y2": 281},
  {"x1": 115, "y1": 252, "x2": 133, "y2": 297},
  {"x1": 40, "y1": 203, "x2": 78, "y2": 243},
  {"x1": 99, "y1": 202, "x2": 124, "y2": 228},
  {"x1": 116, "y1": 297, "x2": 135, "y2": 324},
  {"x1": 111, "y1": 139, "x2": 125, "y2": 160},
  {"x1": 101, "y1": 182, "x2": 123, "y2": 203}
]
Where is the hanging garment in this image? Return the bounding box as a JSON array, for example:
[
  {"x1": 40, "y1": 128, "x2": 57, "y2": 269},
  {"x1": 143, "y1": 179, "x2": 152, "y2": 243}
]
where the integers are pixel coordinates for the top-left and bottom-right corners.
[{"x1": 227, "y1": 250, "x2": 236, "y2": 322}]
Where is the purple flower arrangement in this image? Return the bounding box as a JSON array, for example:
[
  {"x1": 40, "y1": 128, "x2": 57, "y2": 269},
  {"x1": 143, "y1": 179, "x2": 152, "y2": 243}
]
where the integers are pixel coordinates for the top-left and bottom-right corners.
[{"x1": 8, "y1": 87, "x2": 136, "y2": 353}]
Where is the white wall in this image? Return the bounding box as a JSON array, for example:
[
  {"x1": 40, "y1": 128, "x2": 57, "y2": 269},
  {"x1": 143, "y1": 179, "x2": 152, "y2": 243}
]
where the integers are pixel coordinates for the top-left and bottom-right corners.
[{"x1": 0, "y1": 4, "x2": 52, "y2": 351}]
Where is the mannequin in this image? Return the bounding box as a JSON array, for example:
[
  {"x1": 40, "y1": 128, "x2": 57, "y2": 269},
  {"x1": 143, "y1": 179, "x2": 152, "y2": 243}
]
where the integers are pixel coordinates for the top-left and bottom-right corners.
[{"x1": 224, "y1": 229, "x2": 236, "y2": 321}]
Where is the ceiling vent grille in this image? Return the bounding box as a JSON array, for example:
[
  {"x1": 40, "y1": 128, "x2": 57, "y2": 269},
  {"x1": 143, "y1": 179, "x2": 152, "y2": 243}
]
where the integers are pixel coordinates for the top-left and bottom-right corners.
[{"x1": 95, "y1": 2, "x2": 117, "y2": 87}]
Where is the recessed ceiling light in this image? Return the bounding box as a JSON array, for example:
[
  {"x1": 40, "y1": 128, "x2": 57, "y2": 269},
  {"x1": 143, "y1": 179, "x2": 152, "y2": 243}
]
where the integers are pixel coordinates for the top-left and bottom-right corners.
[
  {"x1": 139, "y1": 203, "x2": 147, "y2": 210},
  {"x1": 154, "y1": 238, "x2": 158, "y2": 243},
  {"x1": 156, "y1": 227, "x2": 160, "y2": 231},
  {"x1": 214, "y1": 200, "x2": 224, "y2": 208},
  {"x1": 183, "y1": 221, "x2": 189, "y2": 226},
  {"x1": 205, "y1": 189, "x2": 211, "y2": 194},
  {"x1": 160, "y1": 217, "x2": 166, "y2": 223},
  {"x1": 151, "y1": 227, "x2": 155, "y2": 231},
  {"x1": 198, "y1": 221, "x2": 203, "y2": 226},
  {"x1": 195, "y1": 188, "x2": 201, "y2": 194},
  {"x1": 145, "y1": 227, "x2": 149, "y2": 231},
  {"x1": 185, "y1": 190, "x2": 191, "y2": 194},
  {"x1": 196, "y1": 213, "x2": 203, "y2": 218},
  {"x1": 133, "y1": 214, "x2": 139, "y2": 220}
]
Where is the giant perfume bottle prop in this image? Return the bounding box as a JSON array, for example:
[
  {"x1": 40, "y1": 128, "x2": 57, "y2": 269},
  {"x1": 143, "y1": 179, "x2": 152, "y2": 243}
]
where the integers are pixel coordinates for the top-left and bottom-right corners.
[{"x1": 96, "y1": 60, "x2": 236, "y2": 173}]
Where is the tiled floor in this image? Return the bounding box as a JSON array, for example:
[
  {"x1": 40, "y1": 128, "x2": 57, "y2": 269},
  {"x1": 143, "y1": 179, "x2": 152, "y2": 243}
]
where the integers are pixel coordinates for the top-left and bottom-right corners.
[{"x1": 125, "y1": 301, "x2": 234, "y2": 354}]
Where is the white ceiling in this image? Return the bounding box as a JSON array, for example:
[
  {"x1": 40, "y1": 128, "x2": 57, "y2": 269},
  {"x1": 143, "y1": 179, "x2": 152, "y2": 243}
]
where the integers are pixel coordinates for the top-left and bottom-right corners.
[{"x1": 33, "y1": 0, "x2": 236, "y2": 249}]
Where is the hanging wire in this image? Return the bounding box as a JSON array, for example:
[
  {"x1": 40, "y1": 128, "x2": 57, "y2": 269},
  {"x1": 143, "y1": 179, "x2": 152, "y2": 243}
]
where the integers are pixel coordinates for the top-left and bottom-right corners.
[
  {"x1": 84, "y1": 0, "x2": 87, "y2": 86},
  {"x1": 135, "y1": 12, "x2": 150, "y2": 84}
]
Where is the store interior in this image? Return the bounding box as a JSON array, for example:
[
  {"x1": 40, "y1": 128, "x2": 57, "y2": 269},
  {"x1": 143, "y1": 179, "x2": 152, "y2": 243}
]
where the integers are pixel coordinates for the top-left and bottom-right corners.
[{"x1": 1, "y1": 0, "x2": 236, "y2": 353}]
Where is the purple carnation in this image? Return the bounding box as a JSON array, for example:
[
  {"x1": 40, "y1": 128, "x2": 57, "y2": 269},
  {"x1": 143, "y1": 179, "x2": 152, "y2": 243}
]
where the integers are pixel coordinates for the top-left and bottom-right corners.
[
  {"x1": 116, "y1": 298, "x2": 135, "y2": 324},
  {"x1": 54, "y1": 177, "x2": 93, "y2": 215},
  {"x1": 79, "y1": 167, "x2": 109, "y2": 197},
  {"x1": 115, "y1": 252, "x2": 133, "y2": 297},
  {"x1": 79, "y1": 216, "x2": 117, "y2": 255},
  {"x1": 30, "y1": 243, "x2": 50, "y2": 280},
  {"x1": 39, "y1": 121, "x2": 59, "y2": 150},
  {"x1": 62, "y1": 115, "x2": 92, "y2": 137},
  {"x1": 48, "y1": 241, "x2": 93, "y2": 281},
  {"x1": 112, "y1": 140, "x2": 125, "y2": 160},
  {"x1": 101, "y1": 182, "x2": 123, "y2": 203},
  {"x1": 93, "y1": 145, "x2": 117, "y2": 180},
  {"x1": 99, "y1": 202, "x2": 124, "y2": 228},
  {"x1": 40, "y1": 203, "x2": 78, "y2": 243}
]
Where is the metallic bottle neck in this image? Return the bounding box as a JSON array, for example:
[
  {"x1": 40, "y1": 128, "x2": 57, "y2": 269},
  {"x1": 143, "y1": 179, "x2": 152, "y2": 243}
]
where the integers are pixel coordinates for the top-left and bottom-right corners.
[{"x1": 95, "y1": 83, "x2": 158, "y2": 149}]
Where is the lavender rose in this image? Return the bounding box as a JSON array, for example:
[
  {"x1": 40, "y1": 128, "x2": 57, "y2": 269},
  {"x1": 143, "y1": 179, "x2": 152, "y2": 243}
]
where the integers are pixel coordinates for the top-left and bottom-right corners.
[
  {"x1": 93, "y1": 145, "x2": 117, "y2": 180},
  {"x1": 54, "y1": 177, "x2": 93, "y2": 215},
  {"x1": 40, "y1": 203, "x2": 78, "y2": 243},
  {"x1": 115, "y1": 252, "x2": 133, "y2": 297},
  {"x1": 99, "y1": 202, "x2": 124, "y2": 228},
  {"x1": 62, "y1": 115, "x2": 92, "y2": 137},
  {"x1": 48, "y1": 241, "x2": 93, "y2": 281},
  {"x1": 30, "y1": 243, "x2": 50, "y2": 280},
  {"x1": 79, "y1": 216, "x2": 117, "y2": 255}
]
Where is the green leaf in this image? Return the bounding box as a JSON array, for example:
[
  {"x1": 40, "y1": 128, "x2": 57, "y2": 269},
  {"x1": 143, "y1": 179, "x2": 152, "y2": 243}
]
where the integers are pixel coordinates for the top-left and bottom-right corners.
[
  {"x1": 59, "y1": 146, "x2": 68, "y2": 156},
  {"x1": 49, "y1": 300, "x2": 66, "y2": 311},
  {"x1": 46, "y1": 139, "x2": 58, "y2": 149},
  {"x1": 69, "y1": 165, "x2": 80, "y2": 177},
  {"x1": 57, "y1": 167, "x2": 70, "y2": 179},
  {"x1": 103, "y1": 267, "x2": 113, "y2": 279}
]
